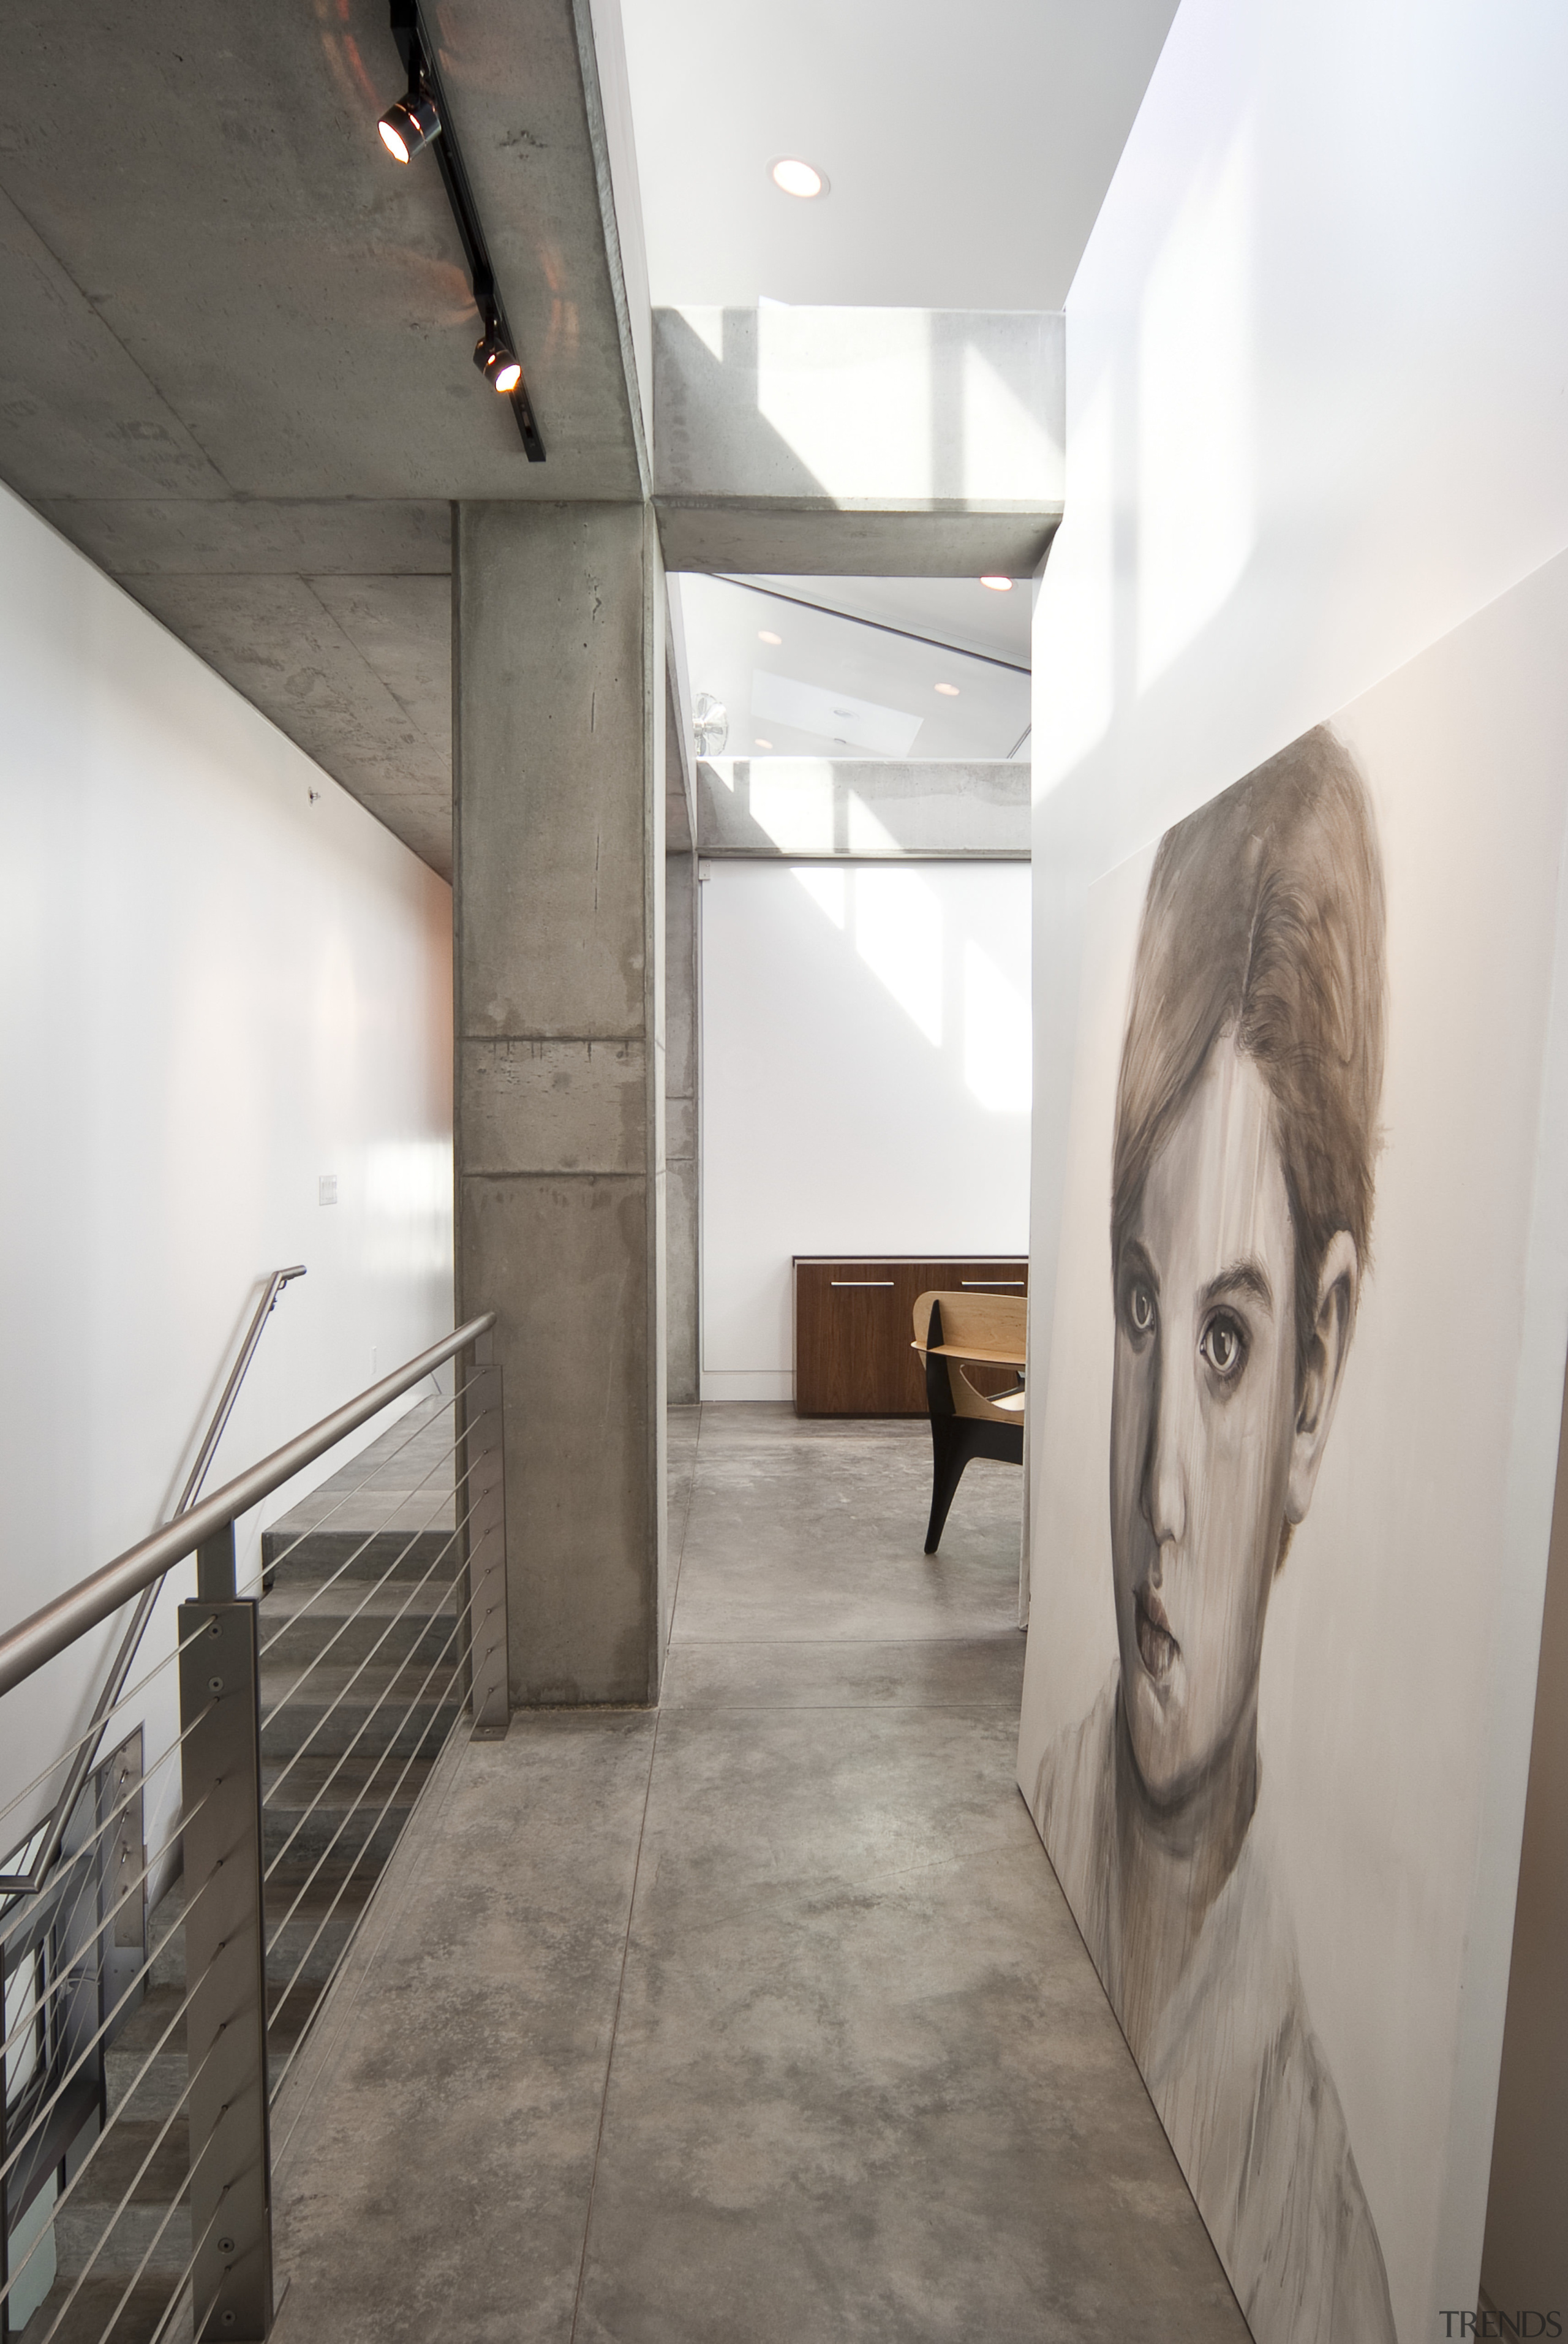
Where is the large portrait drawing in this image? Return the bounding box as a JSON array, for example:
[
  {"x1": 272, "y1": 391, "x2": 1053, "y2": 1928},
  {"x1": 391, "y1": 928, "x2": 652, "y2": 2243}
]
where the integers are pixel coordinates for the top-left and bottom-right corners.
[
  {"x1": 1021, "y1": 556, "x2": 1568, "y2": 2343},
  {"x1": 1031, "y1": 730, "x2": 1396, "y2": 2343}
]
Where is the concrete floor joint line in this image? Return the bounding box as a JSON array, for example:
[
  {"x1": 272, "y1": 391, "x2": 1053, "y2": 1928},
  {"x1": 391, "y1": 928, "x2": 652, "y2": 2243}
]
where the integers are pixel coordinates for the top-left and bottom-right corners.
[{"x1": 568, "y1": 1709, "x2": 663, "y2": 2344}]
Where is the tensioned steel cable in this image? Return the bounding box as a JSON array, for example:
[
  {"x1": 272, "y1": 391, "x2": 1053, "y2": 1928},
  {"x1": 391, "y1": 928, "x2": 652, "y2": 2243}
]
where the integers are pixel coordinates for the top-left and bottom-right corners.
[
  {"x1": 151, "y1": 2221, "x2": 238, "y2": 2344},
  {"x1": 261, "y1": 1523, "x2": 479, "y2": 1922},
  {"x1": 0, "y1": 1385, "x2": 476, "y2": 1853},
  {"x1": 0, "y1": 1613, "x2": 227, "y2": 1855},
  {"x1": 263, "y1": 1601, "x2": 492, "y2": 2063},
  {"x1": 265, "y1": 1578, "x2": 481, "y2": 1963},
  {"x1": 0, "y1": 1832, "x2": 169, "y2": 2071},
  {"x1": 260, "y1": 1484, "x2": 479, "y2": 1827},
  {"x1": 257, "y1": 1420, "x2": 473, "y2": 1675},
  {"x1": 263, "y1": 1578, "x2": 486, "y2": 1970},
  {"x1": 259, "y1": 1499, "x2": 481, "y2": 1894},
  {"x1": 0, "y1": 1717, "x2": 198, "y2": 2040},
  {"x1": 42, "y1": 2111, "x2": 227, "y2": 2344},
  {"x1": 241, "y1": 1379, "x2": 477, "y2": 1594},
  {"x1": 0, "y1": 2009, "x2": 227, "y2": 2320},
  {"x1": 254, "y1": 1421, "x2": 470, "y2": 1656},
  {"x1": 265, "y1": 1588, "x2": 494, "y2": 2099},
  {"x1": 0, "y1": 1826, "x2": 224, "y2": 2196},
  {"x1": 260, "y1": 1462, "x2": 471, "y2": 1744}
]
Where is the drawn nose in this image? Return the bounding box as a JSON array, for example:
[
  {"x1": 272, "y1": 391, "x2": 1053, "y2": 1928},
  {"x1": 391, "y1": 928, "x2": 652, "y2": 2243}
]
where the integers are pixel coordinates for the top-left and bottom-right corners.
[{"x1": 1141, "y1": 1347, "x2": 1187, "y2": 1551}]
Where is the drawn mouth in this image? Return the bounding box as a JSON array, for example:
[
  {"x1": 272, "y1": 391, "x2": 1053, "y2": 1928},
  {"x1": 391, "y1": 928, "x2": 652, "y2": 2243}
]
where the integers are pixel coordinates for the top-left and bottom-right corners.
[{"x1": 1134, "y1": 1586, "x2": 1178, "y2": 1683}]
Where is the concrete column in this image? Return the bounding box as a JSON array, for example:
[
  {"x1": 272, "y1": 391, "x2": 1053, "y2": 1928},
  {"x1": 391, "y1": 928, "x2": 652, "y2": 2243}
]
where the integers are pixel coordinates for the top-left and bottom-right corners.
[
  {"x1": 454, "y1": 501, "x2": 666, "y2": 1707},
  {"x1": 665, "y1": 849, "x2": 700, "y2": 1405}
]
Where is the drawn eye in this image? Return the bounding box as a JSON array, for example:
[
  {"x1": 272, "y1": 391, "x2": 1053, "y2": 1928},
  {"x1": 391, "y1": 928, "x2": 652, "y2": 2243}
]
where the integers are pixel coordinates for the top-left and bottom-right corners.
[
  {"x1": 1127, "y1": 1279, "x2": 1155, "y2": 1336},
  {"x1": 1200, "y1": 1314, "x2": 1246, "y2": 1378}
]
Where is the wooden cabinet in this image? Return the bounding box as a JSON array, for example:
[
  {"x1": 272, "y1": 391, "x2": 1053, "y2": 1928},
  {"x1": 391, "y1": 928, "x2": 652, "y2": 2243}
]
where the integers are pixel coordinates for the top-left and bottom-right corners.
[{"x1": 793, "y1": 1257, "x2": 1028, "y2": 1416}]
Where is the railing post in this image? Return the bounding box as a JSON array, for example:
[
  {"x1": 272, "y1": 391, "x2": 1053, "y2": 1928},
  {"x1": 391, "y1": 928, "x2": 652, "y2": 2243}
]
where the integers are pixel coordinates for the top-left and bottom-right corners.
[
  {"x1": 178, "y1": 1590, "x2": 273, "y2": 2340},
  {"x1": 197, "y1": 1522, "x2": 238, "y2": 1601},
  {"x1": 462, "y1": 1335, "x2": 510, "y2": 1739}
]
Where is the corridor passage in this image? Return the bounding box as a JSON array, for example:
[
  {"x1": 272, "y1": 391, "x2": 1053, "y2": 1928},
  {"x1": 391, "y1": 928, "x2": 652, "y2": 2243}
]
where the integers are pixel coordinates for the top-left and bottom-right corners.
[{"x1": 268, "y1": 1408, "x2": 1246, "y2": 2342}]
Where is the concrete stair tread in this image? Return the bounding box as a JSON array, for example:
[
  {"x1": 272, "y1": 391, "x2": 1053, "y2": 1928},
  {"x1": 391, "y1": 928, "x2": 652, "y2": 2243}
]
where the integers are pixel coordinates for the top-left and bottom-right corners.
[
  {"x1": 258, "y1": 1582, "x2": 460, "y2": 1635},
  {"x1": 60, "y1": 2118, "x2": 190, "y2": 2211},
  {"x1": 260, "y1": 1527, "x2": 459, "y2": 1585},
  {"x1": 260, "y1": 1654, "x2": 462, "y2": 1704},
  {"x1": 263, "y1": 1744, "x2": 438, "y2": 1796},
  {"x1": 18, "y1": 2275, "x2": 178, "y2": 2344},
  {"x1": 107, "y1": 1983, "x2": 186, "y2": 2066}
]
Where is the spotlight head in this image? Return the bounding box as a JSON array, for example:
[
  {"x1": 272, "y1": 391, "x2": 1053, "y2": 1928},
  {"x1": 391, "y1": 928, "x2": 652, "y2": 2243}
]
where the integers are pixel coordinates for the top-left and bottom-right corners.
[
  {"x1": 378, "y1": 84, "x2": 441, "y2": 163},
  {"x1": 473, "y1": 325, "x2": 522, "y2": 395}
]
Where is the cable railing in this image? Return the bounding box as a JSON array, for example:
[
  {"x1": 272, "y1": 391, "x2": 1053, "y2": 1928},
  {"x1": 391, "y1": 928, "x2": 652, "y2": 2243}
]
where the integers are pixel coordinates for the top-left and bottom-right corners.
[
  {"x1": 0, "y1": 1269, "x2": 306, "y2": 1900},
  {"x1": 0, "y1": 1314, "x2": 507, "y2": 2344}
]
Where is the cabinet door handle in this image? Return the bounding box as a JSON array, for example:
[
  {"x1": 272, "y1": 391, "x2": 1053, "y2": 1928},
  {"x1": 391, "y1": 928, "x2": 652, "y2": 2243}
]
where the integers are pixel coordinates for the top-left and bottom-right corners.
[
  {"x1": 962, "y1": 1279, "x2": 1025, "y2": 1288},
  {"x1": 829, "y1": 1280, "x2": 895, "y2": 1288}
]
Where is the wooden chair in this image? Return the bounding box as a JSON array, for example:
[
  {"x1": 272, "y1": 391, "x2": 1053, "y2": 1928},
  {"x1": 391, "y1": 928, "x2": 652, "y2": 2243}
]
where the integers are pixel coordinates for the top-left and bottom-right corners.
[{"x1": 911, "y1": 1291, "x2": 1026, "y2": 1554}]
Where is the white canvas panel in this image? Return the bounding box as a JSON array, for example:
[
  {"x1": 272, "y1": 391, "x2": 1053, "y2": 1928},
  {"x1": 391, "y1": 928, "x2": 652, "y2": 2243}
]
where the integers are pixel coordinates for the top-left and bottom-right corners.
[{"x1": 1018, "y1": 548, "x2": 1568, "y2": 2344}]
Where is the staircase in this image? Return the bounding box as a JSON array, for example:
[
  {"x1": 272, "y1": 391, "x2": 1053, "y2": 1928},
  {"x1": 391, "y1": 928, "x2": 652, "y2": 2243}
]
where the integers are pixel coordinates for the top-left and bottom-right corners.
[{"x1": 17, "y1": 1401, "x2": 462, "y2": 2344}]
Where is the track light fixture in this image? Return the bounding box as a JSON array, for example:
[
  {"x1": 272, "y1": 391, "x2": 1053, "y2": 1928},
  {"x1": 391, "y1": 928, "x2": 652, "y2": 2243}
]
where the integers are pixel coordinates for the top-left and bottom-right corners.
[
  {"x1": 377, "y1": 81, "x2": 441, "y2": 164},
  {"x1": 474, "y1": 316, "x2": 522, "y2": 396},
  {"x1": 377, "y1": 0, "x2": 545, "y2": 460}
]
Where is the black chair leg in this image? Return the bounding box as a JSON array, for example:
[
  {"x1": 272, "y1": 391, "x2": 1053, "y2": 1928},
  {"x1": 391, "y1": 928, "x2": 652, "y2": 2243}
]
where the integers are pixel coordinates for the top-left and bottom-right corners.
[{"x1": 924, "y1": 1417, "x2": 974, "y2": 1554}]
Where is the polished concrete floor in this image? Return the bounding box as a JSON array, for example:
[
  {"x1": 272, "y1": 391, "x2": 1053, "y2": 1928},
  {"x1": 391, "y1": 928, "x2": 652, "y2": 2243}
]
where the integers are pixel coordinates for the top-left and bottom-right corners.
[{"x1": 268, "y1": 1407, "x2": 1247, "y2": 2342}]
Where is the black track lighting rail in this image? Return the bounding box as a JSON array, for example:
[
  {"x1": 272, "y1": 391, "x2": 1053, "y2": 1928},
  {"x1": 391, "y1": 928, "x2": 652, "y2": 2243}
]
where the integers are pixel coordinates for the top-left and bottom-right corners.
[{"x1": 389, "y1": 0, "x2": 545, "y2": 461}]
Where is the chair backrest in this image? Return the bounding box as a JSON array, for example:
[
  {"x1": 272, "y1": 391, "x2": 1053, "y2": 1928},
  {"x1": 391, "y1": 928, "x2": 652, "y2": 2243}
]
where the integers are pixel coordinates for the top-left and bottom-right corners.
[
  {"x1": 912, "y1": 1290, "x2": 1026, "y2": 1358},
  {"x1": 912, "y1": 1291, "x2": 1027, "y2": 1424}
]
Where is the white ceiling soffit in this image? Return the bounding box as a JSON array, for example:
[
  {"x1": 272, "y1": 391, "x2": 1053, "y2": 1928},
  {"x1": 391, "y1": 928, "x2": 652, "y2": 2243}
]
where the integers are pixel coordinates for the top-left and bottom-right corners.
[
  {"x1": 619, "y1": 0, "x2": 1182, "y2": 311},
  {"x1": 733, "y1": 575, "x2": 1033, "y2": 667},
  {"x1": 675, "y1": 575, "x2": 1030, "y2": 763}
]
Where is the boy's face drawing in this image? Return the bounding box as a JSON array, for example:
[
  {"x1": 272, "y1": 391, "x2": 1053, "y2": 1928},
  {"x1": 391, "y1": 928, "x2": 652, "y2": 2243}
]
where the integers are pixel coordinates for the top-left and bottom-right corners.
[{"x1": 1109, "y1": 1038, "x2": 1355, "y2": 1809}]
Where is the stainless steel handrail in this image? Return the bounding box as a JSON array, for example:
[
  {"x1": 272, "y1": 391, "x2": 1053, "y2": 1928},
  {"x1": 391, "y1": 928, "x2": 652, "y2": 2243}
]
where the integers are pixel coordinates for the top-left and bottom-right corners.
[
  {"x1": 0, "y1": 1265, "x2": 307, "y2": 1894},
  {"x1": 0, "y1": 1312, "x2": 497, "y2": 1701}
]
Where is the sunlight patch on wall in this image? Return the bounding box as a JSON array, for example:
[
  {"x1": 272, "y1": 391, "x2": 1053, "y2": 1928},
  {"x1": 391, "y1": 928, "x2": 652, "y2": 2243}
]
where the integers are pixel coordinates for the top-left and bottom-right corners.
[
  {"x1": 791, "y1": 864, "x2": 846, "y2": 927},
  {"x1": 854, "y1": 866, "x2": 943, "y2": 1045},
  {"x1": 748, "y1": 759, "x2": 835, "y2": 853},
  {"x1": 964, "y1": 939, "x2": 1032, "y2": 1113},
  {"x1": 1136, "y1": 117, "x2": 1256, "y2": 694},
  {"x1": 846, "y1": 791, "x2": 899, "y2": 853},
  {"x1": 365, "y1": 1138, "x2": 453, "y2": 1277},
  {"x1": 963, "y1": 344, "x2": 1055, "y2": 503},
  {"x1": 756, "y1": 304, "x2": 932, "y2": 498}
]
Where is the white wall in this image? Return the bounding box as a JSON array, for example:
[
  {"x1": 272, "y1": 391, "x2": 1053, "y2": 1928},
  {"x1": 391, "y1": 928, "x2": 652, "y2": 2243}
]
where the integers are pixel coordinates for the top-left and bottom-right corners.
[
  {"x1": 701, "y1": 858, "x2": 1030, "y2": 1399},
  {"x1": 0, "y1": 484, "x2": 453, "y2": 1866},
  {"x1": 1027, "y1": 0, "x2": 1568, "y2": 2321}
]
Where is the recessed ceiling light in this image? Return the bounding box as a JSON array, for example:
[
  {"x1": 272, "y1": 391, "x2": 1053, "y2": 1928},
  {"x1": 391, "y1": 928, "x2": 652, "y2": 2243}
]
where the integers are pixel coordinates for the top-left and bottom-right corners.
[
  {"x1": 935, "y1": 682, "x2": 960, "y2": 697},
  {"x1": 980, "y1": 575, "x2": 1013, "y2": 592},
  {"x1": 758, "y1": 629, "x2": 782, "y2": 645},
  {"x1": 755, "y1": 737, "x2": 774, "y2": 750},
  {"x1": 771, "y1": 157, "x2": 827, "y2": 200}
]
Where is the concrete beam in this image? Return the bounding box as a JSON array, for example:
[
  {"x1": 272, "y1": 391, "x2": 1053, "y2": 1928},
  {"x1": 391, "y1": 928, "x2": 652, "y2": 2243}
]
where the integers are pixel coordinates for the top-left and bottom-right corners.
[
  {"x1": 652, "y1": 308, "x2": 1063, "y2": 576},
  {"x1": 695, "y1": 759, "x2": 1031, "y2": 859}
]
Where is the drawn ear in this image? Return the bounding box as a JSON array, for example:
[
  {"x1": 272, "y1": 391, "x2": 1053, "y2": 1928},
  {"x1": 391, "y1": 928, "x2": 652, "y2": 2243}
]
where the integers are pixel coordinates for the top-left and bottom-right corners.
[{"x1": 1285, "y1": 1229, "x2": 1359, "y2": 1528}]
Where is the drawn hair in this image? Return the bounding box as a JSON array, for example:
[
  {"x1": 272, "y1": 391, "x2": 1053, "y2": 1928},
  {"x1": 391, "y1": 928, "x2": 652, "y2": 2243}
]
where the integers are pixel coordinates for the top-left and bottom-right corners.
[{"x1": 1111, "y1": 727, "x2": 1387, "y2": 1384}]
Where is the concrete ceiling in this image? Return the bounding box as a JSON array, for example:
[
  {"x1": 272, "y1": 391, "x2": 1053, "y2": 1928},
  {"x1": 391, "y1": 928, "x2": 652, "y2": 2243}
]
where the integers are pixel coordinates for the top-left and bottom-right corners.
[
  {"x1": 619, "y1": 0, "x2": 1182, "y2": 310},
  {"x1": 0, "y1": 0, "x2": 644, "y2": 877},
  {"x1": 0, "y1": 0, "x2": 1105, "y2": 879}
]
